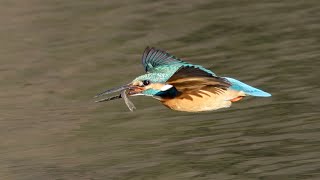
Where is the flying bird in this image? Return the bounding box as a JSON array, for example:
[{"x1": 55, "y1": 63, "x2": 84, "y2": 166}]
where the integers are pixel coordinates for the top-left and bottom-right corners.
[{"x1": 95, "y1": 47, "x2": 271, "y2": 112}]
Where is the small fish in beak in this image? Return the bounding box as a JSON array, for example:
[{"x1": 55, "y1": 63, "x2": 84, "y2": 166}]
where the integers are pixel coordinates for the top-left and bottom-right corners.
[{"x1": 94, "y1": 83, "x2": 145, "y2": 111}]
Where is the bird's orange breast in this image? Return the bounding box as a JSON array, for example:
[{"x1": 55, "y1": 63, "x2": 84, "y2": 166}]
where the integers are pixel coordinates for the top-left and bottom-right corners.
[{"x1": 160, "y1": 89, "x2": 244, "y2": 112}]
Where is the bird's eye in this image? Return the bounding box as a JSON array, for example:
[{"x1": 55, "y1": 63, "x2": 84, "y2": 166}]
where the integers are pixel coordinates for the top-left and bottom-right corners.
[{"x1": 142, "y1": 80, "x2": 150, "y2": 86}]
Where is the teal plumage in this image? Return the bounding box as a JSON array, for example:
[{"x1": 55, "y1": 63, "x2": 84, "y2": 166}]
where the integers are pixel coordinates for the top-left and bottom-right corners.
[{"x1": 224, "y1": 77, "x2": 271, "y2": 97}]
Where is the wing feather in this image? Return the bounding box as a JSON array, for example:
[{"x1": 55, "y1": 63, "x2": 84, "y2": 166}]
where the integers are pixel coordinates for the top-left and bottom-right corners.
[
  {"x1": 142, "y1": 47, "x2": 186, "y2": 72},
  {"x1": 166, "y1": 66, "x2": 231, "y2": 100}
]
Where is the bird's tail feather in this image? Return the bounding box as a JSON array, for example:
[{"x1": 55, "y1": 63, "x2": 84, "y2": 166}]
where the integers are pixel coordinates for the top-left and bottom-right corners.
[{"x1": 224, "y1": 77, "x2": 271, "y2": 97}]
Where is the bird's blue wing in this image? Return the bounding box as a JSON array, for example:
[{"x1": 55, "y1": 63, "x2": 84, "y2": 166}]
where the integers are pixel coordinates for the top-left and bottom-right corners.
[
  {"x1": 141, "y1": 47, "x2": 215, "y2": 75},
  {"x1": 141, "y1": 47, "x2": 187, "y2": 72},
  {"x1": 224, "y1": 77, "x2": 271, "y2": 97}
]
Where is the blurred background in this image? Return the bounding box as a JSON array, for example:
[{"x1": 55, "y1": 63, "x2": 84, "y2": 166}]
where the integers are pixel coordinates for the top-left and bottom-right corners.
[{"x1": 1, "y1": 0, "x2": 320, "y2": 179}]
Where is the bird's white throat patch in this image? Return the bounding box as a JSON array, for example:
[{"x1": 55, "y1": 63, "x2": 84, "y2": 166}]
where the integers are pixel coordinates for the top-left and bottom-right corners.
[{"x1": 160, "y1": 84, "x2": 173, "y2": 91}]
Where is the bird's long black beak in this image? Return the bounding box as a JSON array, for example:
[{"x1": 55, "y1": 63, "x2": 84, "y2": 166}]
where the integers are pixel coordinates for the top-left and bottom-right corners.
[
  {"x1": 94, "y1": 83, "x2": 144, "y2": 103},
  {"x1": 95, "y1": 83, "x2": 145, "y2": 97},
  {"x1": 94, "y1": 84, "x2": 130, "y2": 98},
  {"x1": 94, "y1": 83, "x2": 141, "y2": 112}
]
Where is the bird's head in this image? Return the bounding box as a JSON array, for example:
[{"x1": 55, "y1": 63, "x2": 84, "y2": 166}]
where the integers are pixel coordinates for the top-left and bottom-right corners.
[{"x1": 129, "y1": 73, "x2": 174, "y2": 96}]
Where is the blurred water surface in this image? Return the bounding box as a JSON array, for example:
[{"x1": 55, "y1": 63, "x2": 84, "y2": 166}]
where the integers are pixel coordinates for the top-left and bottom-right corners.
[{"x1": 0, "y1": 0, "x2": 320, "y2": 179}]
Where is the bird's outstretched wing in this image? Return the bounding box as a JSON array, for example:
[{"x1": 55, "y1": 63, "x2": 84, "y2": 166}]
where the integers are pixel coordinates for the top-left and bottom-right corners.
[
  {"x1": 142, "y1": 47, "x2": 216, "y2": 75},
  {"x1": 142, "y1": 47, "x2": 186, "y2": 72},
  {"x1": 166, "y1": 66, "x2": 231, "y2": 99}
]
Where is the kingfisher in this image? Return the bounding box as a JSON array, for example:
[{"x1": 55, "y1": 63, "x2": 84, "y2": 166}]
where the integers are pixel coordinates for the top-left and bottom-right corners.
[{"x1": 95, "y1": 47, "x2": 271, "y2": 112}]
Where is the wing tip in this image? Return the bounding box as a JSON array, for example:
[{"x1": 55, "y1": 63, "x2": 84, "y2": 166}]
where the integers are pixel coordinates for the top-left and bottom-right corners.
[
  {"x1": 141, "y1": 46, "x2": 178, "y2": 72},
  {"x1": 143, "y1": 46, "x2": 161, "y2": 54}
]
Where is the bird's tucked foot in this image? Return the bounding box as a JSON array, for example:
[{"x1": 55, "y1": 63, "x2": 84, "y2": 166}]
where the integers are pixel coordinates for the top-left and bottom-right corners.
[{"x1": 230, "y1": 96, "x2": 244, "y2": 102}]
